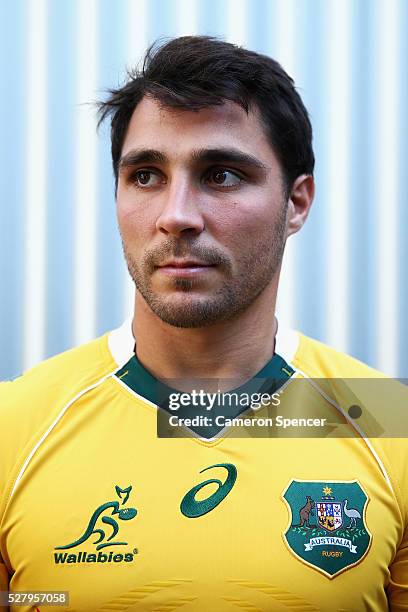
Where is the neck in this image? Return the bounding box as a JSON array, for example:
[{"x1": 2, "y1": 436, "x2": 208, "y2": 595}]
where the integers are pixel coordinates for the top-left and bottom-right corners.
[{"x1": 132, "y1": 283, "x2": 279, "y2": 383}]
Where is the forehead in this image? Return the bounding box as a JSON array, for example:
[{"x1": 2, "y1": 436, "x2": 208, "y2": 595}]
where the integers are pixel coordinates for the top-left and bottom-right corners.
[{"x1": 121, "y1": 96, "x2": 279, "y2": 165}]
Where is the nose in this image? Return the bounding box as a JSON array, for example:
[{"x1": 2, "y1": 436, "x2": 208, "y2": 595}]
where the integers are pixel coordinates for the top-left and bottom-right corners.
[{"x1": 155, "y1": 176, "x2": 205, "y2": 238}]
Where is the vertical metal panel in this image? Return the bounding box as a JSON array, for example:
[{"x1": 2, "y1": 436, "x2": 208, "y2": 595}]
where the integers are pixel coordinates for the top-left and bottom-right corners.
[
  {"x1": 269, "y1": 0, "x2": 300, "y2": 329},
  {"x1": 347, "y1": 0, "x2": 377, "y2": 370},
  {"x1": 96, "y1": 0, "x2": 129, "y2": 336},
  {"x1": 175, "y1": 0, "x2": 199, "y2": 36},
  {"x1": 324, "y1": 0, "x2": 351, "y2": 352},
  {"x1": 73, "y1": 0, "x2": 98, "y2": 345},
  {"x1": 23, "y1": 0, "x2": 48, "y2": 370},
  {"x1": 398, "y1": 0, "x2": 408, "y2": 377},
  {"x1": 46, "y1": 0, "x2": 76, "y2": 358},
  {"x1": 0, "y1": 0, "x2": 26, "y2": 379},
  {"x1": 374, "y1": 0, "x2": 399, "y2": 375}
]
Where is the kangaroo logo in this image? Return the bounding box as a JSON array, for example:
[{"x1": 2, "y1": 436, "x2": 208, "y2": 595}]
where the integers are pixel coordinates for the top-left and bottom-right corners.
[
  {"x1": 296, "y1": 495, "x2": 315, "y2": 528},
  {"x1": 56, "y1": 485, "x2": 137, "y2": 551}
]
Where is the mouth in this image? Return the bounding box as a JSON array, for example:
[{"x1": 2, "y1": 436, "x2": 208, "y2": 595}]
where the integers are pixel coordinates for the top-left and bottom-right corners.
[{"x1": 156, "y1": 259, "x2": 216, "y2": 277}]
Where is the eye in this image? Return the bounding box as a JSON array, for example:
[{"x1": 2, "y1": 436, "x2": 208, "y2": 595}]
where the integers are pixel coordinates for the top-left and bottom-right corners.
[
  {"x1": 205, "y1": 168, "x2": 243, "y2": 188},
  {"x1": 131, "y1": 169, "x2": 164, "y2": 188}
]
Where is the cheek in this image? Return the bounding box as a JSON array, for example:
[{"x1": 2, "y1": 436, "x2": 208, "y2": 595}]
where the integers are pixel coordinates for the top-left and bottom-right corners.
[
  {"x1": 205, "y1": 199, "x2": 276, "y2": 247},
  {"x1": 116, "y1": 198, "x2": 155, "y2": 245}
]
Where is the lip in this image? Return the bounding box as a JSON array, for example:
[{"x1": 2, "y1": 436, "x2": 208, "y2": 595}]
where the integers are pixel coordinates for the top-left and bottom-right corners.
[
  {"x1": 156, "y1": 260, "x2": 216, "y2": 277},
  {"x1": 157, "y1": 260, "x2": 214, "y2": 269}
]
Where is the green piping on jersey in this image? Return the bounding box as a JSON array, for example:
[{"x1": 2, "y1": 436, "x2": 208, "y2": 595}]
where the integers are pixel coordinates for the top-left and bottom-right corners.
[{"x1": 114, "y1": 351, "x2": 295, "y2": 438}]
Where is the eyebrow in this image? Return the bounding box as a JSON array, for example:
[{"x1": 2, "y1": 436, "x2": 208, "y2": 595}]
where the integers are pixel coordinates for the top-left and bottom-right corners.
[
  {"x1": 191, "y1": 148, "x2": 268, "y2": 171},
  {"x1": 118, "y1": 147, "x2": 269, "y2": 172},
  {"x1": 119, "y1": 149, "x2": 167, "y2": 169}
]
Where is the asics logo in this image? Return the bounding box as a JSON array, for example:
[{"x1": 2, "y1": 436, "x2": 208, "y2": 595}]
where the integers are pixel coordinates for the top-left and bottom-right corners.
[{"x1": 180, "y1": 463, "x2": 237, "y2": 518}]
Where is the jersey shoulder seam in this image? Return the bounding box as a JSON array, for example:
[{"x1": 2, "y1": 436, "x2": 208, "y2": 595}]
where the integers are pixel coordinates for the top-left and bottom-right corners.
[{"x1": 0, "y1": 334, "x2": 118, "y2": 536}]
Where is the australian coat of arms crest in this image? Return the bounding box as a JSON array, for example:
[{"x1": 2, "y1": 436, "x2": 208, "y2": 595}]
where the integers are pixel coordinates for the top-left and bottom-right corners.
[{"x1": 282, "y1": 480, "x2": 371, "y2": 578}]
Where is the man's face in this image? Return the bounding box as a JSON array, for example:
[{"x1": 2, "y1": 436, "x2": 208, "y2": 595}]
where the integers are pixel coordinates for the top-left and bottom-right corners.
[{"x1": 117, "y1": 96, "x2": 289, "y2": 328}]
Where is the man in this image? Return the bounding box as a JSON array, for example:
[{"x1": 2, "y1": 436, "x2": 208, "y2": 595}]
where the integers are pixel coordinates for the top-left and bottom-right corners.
[{"x1": 0, "y1": 36, "x2": 407, "y2": 611}]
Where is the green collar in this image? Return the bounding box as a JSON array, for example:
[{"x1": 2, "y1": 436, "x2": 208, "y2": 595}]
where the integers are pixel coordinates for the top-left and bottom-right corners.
[{"x1": 115, "y1": 351, "x2": 295, "y2": 438}]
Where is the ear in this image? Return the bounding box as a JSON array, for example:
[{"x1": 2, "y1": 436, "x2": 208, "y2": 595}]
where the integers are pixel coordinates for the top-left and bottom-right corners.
[{"x1": 286, "y1": 174, "x2": 315, "y2": 238}]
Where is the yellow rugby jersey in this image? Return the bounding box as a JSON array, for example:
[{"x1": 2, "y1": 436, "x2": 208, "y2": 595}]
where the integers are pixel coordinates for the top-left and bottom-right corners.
[{"x1": 1, "y1": 319, "x2": 408, "y2": 611}]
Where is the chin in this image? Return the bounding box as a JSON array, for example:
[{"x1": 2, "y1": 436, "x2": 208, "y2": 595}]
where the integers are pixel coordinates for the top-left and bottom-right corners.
[
  {"x1": 153, "y1": 303, "x2": 221, "y2": 328},
  {"x1": 147, "y1": 292, "x2": 247, "y2": 329}
]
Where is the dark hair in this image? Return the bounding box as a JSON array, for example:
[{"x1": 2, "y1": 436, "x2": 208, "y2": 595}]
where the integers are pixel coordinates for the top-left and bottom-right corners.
[{"x1": 98, "y1": 36, "x2": 315, "y2": 196}]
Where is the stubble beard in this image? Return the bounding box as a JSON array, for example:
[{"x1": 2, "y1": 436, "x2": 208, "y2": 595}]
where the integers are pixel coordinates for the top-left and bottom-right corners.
[{"x1": 121, "y1": 203, "x2": 288, "y2": 328}]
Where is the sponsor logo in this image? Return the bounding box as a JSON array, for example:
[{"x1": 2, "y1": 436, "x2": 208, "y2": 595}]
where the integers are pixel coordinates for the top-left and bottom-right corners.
[
  {"x1": 282, "y1": 480, "x2": 371, "y2": 578},
  {"x1": 180, "y1": 463, "x2": 237, "y2": 518},
  {"x1": 54, "y1": 485, "x2": 138, "y2": 564}
]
